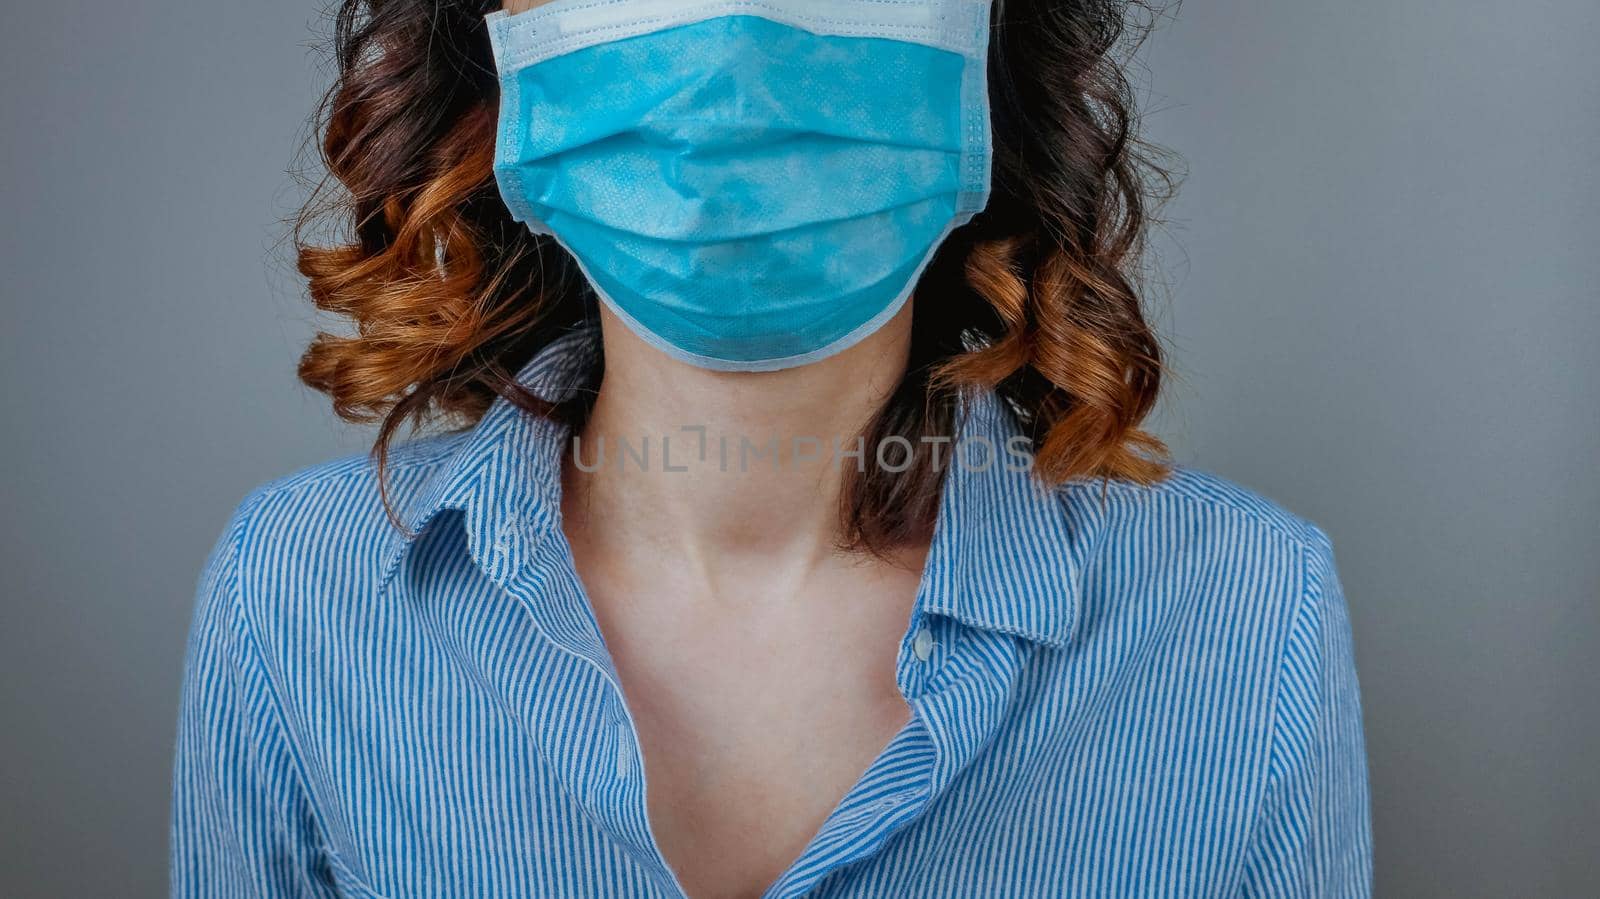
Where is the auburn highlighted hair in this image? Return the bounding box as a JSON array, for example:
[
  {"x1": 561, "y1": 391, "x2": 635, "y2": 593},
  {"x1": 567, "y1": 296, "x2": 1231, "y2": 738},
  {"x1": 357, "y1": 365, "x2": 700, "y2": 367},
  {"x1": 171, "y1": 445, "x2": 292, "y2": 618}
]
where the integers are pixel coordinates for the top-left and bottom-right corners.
[{"x1": 296, "y1": 0, "x2": 1175, "y2": 553}]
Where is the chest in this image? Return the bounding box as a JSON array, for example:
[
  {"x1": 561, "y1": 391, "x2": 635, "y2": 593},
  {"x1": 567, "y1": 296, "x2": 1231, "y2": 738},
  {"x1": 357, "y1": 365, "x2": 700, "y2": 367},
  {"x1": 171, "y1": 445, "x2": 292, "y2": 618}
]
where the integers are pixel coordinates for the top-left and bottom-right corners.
[
  {"x1": 585, "y1": 572, "x2": 923, "y2": 898},
  {"x1": 287, "y1": 540, "x2": 1282, "y2": 898},
  {"x1": 296, "y1": 614, "x2": 1272, "y2": 899}
]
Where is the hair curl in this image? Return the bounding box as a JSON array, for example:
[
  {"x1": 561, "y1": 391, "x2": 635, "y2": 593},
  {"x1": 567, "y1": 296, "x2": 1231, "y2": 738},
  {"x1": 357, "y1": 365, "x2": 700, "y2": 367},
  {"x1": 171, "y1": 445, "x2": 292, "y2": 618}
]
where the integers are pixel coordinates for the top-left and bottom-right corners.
[{"x1": 296, "y1": 0, "x2": 1175, "y2": 552}]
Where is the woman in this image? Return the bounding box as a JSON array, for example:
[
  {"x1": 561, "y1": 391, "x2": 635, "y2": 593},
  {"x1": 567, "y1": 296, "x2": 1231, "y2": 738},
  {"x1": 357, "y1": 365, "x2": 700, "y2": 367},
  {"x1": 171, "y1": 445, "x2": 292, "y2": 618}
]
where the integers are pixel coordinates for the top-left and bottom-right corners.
[{"x1": 172, "y1": 0, "x2": 1372, "y2": 895}]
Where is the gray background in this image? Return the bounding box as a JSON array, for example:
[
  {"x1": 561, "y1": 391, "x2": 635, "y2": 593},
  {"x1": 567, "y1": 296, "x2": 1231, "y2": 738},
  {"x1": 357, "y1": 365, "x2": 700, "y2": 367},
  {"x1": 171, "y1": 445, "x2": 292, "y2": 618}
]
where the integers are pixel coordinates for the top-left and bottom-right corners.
[{"x1": 2, "y1": 0, "x2": 1595, "y2": 895}]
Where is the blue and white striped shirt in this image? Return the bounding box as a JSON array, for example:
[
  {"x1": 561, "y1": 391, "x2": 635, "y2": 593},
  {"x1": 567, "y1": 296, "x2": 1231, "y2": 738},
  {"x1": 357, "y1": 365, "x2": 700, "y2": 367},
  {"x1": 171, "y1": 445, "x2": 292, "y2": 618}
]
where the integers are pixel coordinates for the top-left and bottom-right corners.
[{"x1": 172, "y1": 328, "x2": 1372, "y2": 898}]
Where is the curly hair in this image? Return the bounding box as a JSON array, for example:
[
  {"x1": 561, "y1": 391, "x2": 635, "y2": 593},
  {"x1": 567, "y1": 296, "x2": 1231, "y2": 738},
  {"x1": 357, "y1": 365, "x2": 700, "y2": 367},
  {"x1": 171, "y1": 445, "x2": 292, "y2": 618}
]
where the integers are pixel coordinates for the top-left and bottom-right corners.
[{"x1": 296, "y1": 0, "x2": 1175, "y2": 553}]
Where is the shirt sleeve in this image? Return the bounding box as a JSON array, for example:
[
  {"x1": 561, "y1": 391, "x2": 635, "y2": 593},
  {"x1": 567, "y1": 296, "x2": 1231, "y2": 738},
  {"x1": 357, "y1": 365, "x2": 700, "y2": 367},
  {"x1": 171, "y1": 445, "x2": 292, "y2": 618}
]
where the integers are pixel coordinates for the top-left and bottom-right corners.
[
  {"x1": 170, "y1": 492, "x2": 334, "y2": 898},
  {"x1": 1237, "y1": 528, "x2": 1374, "y2": 897}
]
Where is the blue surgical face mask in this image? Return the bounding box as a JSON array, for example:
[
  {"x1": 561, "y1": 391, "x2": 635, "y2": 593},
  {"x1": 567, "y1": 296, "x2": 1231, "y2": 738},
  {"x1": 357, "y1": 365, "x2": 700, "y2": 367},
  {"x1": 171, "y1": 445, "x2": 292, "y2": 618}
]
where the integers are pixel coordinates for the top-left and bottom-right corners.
[{"x1": 486, "y1": 0, "x2": 993, "y2": 372}]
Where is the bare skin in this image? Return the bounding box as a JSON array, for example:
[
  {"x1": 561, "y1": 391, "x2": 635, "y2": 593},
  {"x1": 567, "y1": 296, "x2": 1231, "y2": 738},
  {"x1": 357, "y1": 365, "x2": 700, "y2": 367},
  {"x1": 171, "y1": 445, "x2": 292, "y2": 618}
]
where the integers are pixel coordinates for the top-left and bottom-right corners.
[
  {"x1": 501, "y1": 5, "x2": 927, "y2": 894},
  {"x1": 561, "y1": 300, "x2": 926, "y2": 899}
]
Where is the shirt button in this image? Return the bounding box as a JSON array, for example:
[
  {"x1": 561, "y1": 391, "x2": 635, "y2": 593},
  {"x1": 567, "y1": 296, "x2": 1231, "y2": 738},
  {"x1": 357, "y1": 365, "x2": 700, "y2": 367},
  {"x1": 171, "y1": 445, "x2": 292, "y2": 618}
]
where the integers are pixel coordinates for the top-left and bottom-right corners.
[{"x1": 912, "y1": 627, "x2": 935, "y2": 662}]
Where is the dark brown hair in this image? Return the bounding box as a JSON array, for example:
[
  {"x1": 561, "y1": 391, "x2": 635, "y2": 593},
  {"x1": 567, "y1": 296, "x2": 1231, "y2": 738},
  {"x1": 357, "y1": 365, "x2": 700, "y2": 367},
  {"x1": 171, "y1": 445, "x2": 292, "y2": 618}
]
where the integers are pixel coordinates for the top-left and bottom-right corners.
[{"x1": 296, "y1": 0, "x2": 1175, "y2": 552}]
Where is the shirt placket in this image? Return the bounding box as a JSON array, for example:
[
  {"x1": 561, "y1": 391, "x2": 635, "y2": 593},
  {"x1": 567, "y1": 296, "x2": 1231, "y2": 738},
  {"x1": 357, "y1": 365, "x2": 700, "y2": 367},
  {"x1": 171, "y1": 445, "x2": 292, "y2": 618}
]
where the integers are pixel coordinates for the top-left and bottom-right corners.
[
  {"x1": 761, "y1": 613, "x2": 1028, "y2": 899},
  {"x1": 479, "y1": 504, "x2": 689, "y2": 897}
]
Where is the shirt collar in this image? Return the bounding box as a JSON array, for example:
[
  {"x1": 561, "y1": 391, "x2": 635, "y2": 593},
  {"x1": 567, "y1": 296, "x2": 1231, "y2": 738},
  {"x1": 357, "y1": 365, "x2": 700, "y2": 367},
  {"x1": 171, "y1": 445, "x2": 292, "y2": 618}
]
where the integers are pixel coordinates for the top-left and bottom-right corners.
[
  {"x1": 375, "y1": 324, "x2": 599, "y2": 592},
  {"x1": 377, "y1": 326, "x2": 1088, "y2": 648},
  {"x1": 916, "y1": 389, "x2": 1088, "y2": 648}
]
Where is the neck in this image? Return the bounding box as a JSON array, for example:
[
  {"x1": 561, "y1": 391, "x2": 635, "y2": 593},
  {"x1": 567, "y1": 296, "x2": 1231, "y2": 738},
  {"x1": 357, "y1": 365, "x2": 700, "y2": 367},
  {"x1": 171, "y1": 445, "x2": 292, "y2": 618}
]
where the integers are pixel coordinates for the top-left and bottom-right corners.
[{"x1": 562, "y1": 303, "x2": 915, "y2": 584}]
